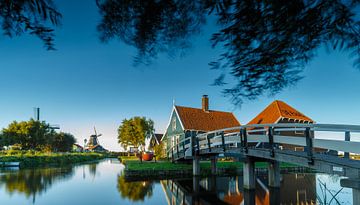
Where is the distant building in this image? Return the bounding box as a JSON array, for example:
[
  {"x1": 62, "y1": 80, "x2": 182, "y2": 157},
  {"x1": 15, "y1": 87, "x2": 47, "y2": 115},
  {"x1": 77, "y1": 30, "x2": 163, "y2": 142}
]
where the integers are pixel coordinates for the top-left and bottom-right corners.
[
  {"x1": 147, "y1": 133, "x2": 163, "y2": 150},
  {"x1": 162, "y1": 95, "x2": 241, "y2": 157},
  {"x1": 247, "y1": 100, "x2": 314, "y2": 151},
  {"x1": 72, "y1": 144, "x2": 83, "y2": 152},
  {"x1": 85, "y1": 134, "x2": 107, "y2": 152}
]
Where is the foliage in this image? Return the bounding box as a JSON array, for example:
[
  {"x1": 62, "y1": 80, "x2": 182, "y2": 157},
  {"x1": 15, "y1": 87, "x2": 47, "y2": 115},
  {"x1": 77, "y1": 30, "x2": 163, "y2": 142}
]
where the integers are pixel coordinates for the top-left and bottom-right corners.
[
  {"x1": 97, "y1": 0, "x2": 360, "y2": 105},
  {"x1": 153, "y1": 142, "x2": 165, "y2": 159},
  {"x1": 1, "y1": 119, "x2": 76, "y2": 152},
  {"x1": 0, "y1": 152, "x2": 105, "y2": 167},
  {"x1": 1, "y1": 119, "x2": 56, "y2": 150},
  {"x1": 0, "y1": 0, "x2": 61, "y2": 50},
  {"x1": 117, "y1": 117, "x2": 154, "y2": 150},
  {"x1": 117, "y1": 174, "x2": 153, "y2": 201},
  {"x1": 51, "y1": 132, "x2": 76, "y2": 152}
]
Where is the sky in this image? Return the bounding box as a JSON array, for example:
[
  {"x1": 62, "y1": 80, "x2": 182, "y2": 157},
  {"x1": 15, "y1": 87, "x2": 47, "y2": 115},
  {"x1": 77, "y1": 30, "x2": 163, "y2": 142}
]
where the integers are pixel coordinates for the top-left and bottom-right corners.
[{"x1": 1, "y1": 1, "x2": 360, "y2": 151}]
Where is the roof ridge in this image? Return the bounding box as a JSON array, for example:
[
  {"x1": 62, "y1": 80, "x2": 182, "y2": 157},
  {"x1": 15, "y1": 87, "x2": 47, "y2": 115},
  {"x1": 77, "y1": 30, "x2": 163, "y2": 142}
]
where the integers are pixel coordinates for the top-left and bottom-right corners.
[
  {"x1": 175, "y1": 105, "x2": 234, "y2": 114},
  {"x1": 274, "y1": 100, "x2": 283, "y2": 118}
]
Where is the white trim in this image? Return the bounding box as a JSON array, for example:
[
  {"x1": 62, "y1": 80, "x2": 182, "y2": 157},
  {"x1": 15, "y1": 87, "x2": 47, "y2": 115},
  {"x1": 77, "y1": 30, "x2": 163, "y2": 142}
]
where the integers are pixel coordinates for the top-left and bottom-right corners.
[{"x1": 160, "y1": 105, "x2": 185, "y2": 141}]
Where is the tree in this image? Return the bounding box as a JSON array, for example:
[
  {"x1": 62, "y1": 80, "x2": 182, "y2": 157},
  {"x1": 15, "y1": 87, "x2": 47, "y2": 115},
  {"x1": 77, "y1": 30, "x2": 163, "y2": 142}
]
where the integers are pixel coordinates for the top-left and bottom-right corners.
[
  {"x1": 96, "y1": 0, "x2": 360, "y2": 105},
  {"x1": 51, "y1": 132, "x2": 76, "y2": 152},
  {"x1": 0, "y1": 0, "x2": 61, "y2": 50},
  {"x1": 1, "y1": 119, "x2": 76, "y2": 152},
  {"x1": 1, "y1": 119, "x2": 55, "y2": 150},
  {"x1": 118, "y1": 117, "x2": 154, "y2": 151}
]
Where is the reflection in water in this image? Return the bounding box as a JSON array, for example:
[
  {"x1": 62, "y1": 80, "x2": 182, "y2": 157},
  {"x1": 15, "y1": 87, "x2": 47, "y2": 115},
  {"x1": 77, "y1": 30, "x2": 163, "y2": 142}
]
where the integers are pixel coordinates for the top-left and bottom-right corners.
[
  {"x1": 161, "y1": 174, "x2": 317, "y2": 205},
  {"x1": 117, "y1": 174, "x2": 153, "y2": 201},
  {"x1": 0, "y1": 166, "x2": 74, "y2": 203}
]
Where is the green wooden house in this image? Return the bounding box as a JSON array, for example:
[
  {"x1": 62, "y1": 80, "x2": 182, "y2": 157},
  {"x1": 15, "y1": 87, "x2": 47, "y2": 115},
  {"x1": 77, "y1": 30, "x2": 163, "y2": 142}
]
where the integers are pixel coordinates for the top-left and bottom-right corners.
[{"x1": 162, "y1": 95, "x2": 241, "y2": 157}]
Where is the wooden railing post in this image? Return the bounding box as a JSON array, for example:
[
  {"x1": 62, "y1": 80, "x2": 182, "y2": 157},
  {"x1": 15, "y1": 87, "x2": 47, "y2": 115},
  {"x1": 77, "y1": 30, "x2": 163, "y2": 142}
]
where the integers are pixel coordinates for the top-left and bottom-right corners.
[
  {"x1": 268, "y1": 127, "x2": 275, "y2": 157},
  {"x1": 207, "y1": 134, "x2": 212, "y2": 152},
  {"x1": 221, "y1": 131, "x2": 226, "y2": 152},
  {"x1": 196, "y1": 136, "x2": 200, "y2": 155},
  {"x1": 345, "y1": 131, "x2": 350, "y2": 159},
  {"x1": 182, "y1": 141, "x2": 186, "y2": 156},
  {"x1": 176, "y1": 143, "x2": 179, "y2": 158},
  {"x1": 305, "y1": 127, "x2": 314, "y2": 164},
  {"x1": 241, "y1": 128, "x2": 248, "y2": 153}
]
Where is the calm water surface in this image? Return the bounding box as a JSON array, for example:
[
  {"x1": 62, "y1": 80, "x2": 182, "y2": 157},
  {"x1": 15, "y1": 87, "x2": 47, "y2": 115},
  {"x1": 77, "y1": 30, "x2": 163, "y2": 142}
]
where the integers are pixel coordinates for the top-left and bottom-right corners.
[{"x1": 0, "y1": 159, "x2": 354, "y2": 205}]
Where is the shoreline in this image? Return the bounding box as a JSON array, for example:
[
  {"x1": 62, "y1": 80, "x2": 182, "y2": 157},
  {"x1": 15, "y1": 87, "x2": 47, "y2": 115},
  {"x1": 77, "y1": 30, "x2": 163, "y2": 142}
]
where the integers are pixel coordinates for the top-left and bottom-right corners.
[{"x1": 0, "y1": 152, "x2": 109, "y2": 168}]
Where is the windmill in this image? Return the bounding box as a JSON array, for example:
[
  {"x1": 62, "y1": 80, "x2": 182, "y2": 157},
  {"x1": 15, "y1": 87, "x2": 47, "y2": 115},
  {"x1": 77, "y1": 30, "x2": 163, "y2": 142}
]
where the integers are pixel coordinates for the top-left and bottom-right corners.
[
  {"x1": 87, "y1": 126, "x2": 102, "y2": 147},
  {"x1": 85, "y1": 126, "x2": 106, "y2": 152}
]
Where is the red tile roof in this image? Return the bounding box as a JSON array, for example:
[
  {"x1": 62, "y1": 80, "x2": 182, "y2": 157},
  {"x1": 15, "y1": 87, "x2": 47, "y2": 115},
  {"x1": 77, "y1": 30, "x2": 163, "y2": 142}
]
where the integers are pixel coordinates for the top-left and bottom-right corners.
[
  {"x1": 247, "y1": 100, "x2": 314, "y2": 125},
  {"x1": 175, "y1": 105, "x2": 240, "y2": 132}
]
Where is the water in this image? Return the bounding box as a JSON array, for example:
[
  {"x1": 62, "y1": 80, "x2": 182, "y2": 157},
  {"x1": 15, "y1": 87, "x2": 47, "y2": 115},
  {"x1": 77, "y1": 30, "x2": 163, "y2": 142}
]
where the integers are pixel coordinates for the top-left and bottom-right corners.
[{"x1": 0, "y1": 159, "x2": 355, "y2": 205}]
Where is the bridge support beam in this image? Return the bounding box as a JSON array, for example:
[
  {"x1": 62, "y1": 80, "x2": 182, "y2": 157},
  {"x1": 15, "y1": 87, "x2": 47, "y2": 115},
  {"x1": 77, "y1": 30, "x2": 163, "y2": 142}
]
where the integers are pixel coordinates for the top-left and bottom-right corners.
[
  {"x1": 243, "y1": 157, "x2": 256, "y2": 190},
  {"x1": 268, "y1": 161, "x2": 280, "y2": 188},
  {"x1": 210, "y1": 156, "x2": 217, "y2": 175},
  {"x1": 193, "y1": 156, "x2": 200, "y2": 176}
]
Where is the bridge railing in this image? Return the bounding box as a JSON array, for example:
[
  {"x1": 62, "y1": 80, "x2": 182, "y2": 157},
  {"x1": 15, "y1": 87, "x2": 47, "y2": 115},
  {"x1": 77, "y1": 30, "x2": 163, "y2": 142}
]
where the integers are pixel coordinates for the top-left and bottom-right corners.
[{"x1": 167, "y1": 123, "x2": 360, "y2": 161}]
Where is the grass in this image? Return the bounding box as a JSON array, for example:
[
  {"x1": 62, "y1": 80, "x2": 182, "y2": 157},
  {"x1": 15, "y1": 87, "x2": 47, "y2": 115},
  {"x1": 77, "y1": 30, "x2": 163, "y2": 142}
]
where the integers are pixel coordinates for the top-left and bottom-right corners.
[
  {"x1": 121, "y1": 156, "x2": 300, "y2": 171},
  {"x1": 0, "y1": 151, "x2": 107, "y2": 167}
]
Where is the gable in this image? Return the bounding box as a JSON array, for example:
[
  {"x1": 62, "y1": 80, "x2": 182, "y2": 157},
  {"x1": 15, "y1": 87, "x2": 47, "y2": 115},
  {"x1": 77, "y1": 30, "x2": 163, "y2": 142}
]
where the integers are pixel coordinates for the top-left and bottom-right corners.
[
  {"x1": 247, "y1": 100, "x2": 314, "y2": 125},
  {"x1": 163, "y1": 108, "x2": 185, "y2": 139}
]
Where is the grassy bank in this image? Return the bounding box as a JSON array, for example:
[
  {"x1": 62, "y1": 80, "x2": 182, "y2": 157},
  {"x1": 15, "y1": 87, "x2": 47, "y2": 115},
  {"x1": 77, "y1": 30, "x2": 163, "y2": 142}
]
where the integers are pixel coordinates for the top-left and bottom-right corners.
[
  {"x1": 123, "y1": 160, "x2": 300, "y2": 171},
  {"x1": 0, "y1": 151, "x2": 107, "y2": 167},
  {"x1": 119, "y1": 156, "x2": 308, "y2": 179}
]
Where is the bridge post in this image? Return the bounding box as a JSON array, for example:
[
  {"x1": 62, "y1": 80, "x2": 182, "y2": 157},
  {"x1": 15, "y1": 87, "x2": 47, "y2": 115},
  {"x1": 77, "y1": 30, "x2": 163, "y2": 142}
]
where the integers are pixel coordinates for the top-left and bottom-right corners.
[
  {"x1": 305, "y1": 127, "x2": 314, "y2": 164},
  {"x1": 193, "y1": 156, "x2": 201, "y2": 176},
  {"x1": 345, "y1": 131, "x2": 350, "y2": 159},
  {"x1": 268, "y1": 160, "x2": 280, "y2": 188},
  {"x1": 210, "y1": 156, "x2": 217, "y2": 175},
  {"x1": 243, "y1": 157, "x2": 256, "y2": 190},
  {"x1": 241, "y1": 128, "x2": 248, "y2": 153},
  {"x1": 340, "y1": 178, "x2": 360, "y2": 204},
  {"x1": 353, "y1": 189, "x2": 360, "y2": 205},
  {"x1": 268, "y1": 127, "x2": 275, "y2": 157}
]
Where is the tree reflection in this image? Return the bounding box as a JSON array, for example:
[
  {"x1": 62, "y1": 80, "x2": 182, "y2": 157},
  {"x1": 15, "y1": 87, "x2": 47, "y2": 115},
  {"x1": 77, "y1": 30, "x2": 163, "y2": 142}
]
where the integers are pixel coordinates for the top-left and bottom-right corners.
[
  {"x1": 117, "y1": 174, "x2": 153, "y2": 201},
  {"x1": 0, "y1": 167, "x2": 74, "y2": 200}
]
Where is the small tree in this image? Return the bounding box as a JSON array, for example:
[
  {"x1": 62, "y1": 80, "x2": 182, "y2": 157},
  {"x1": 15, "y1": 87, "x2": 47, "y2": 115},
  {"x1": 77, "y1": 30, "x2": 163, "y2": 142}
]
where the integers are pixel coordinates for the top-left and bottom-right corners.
[{"x1": 118, "y1": 117, "x2": 154, "y2": 152}]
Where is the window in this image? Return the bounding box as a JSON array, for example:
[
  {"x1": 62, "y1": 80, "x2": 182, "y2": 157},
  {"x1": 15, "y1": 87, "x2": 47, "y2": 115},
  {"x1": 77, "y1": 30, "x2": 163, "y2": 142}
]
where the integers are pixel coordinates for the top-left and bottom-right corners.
[{"x1": 172, "y1": 116, "x2": 177, "y2": 131}]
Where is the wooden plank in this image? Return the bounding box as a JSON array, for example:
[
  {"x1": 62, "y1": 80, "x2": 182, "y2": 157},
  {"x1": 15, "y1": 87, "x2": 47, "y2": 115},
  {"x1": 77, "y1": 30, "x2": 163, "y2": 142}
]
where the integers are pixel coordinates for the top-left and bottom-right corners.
[
  {"x1": 273, "y1": 135, "x2": 307, "y2": 146},
  {"x1": 313, "y1": 139, "x2": 360, "y2": 154}
]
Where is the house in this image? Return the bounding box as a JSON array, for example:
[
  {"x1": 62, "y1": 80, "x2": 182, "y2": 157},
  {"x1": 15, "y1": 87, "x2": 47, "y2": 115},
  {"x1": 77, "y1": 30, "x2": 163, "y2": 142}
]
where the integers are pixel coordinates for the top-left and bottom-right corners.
[
  {"x1": 162, "y1": 95, "x2": 241, "y2": 156},
  {"x1": 247, "y1": 100, "x2": 314, "y2": 151},
  {"x1": 72, "y1": 144, "x2": 84, "y2": 152},
  {"x1": 146, "y1": 133, "x2": 163, "y2": 150}
]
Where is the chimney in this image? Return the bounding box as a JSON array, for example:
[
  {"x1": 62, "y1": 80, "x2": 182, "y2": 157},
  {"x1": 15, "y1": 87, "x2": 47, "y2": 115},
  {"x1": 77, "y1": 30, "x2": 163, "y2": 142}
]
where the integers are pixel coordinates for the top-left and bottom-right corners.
[{"x1": 202, "y1": 95, "x2": 209, "y2": 111}]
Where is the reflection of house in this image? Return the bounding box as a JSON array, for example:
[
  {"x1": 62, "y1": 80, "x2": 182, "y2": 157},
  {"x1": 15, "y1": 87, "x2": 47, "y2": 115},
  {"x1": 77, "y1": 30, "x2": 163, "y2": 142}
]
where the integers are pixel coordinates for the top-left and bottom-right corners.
[
  {"x1": 162, "y1": 95, "x2": 240, "y2": 155},
  {"x1": 247, "y1": 100, "x2": 314, "y2": 151},
  {"x1": 72, "y1": 144, "x2": 83, "y2": 152}
]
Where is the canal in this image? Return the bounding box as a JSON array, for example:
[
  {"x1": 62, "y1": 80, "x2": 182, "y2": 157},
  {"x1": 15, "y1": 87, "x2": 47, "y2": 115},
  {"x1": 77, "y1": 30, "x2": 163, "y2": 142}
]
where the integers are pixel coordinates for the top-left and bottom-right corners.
[{"x1": 0, "y1": 159, "x2": 354, "y2": 204}]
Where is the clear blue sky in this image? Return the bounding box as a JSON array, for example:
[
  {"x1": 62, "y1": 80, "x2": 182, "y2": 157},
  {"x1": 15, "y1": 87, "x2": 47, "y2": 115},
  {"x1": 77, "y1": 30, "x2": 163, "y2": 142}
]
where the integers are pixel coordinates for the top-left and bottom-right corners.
[{"x1": 1, "y1": 0, "x2": 360, "y2": 151}]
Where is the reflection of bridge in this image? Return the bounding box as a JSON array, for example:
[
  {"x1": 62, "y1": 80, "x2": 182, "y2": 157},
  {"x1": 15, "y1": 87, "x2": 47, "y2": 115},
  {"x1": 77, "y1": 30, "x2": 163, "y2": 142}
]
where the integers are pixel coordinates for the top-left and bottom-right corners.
[
  {"x1": 161, "y1": 174, "x2": 317, "y2": 205},
  {"x1": 168, "y1": 123, "x2": 360, "y2": 204}
]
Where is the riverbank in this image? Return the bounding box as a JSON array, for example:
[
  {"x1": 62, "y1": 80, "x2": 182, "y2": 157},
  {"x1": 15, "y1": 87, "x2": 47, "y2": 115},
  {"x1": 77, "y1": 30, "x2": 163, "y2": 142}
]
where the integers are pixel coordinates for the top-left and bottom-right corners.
[
  {"x1": 0, "y1": 152, "x2": 108, "y2": 168},
  {"x1": 120, "y1": 156, "x2": 312, "y2": 180}
]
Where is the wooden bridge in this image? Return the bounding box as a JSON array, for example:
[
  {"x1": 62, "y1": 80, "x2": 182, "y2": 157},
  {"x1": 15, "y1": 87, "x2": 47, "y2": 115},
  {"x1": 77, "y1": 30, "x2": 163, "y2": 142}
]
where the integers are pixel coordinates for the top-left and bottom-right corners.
[{"x1": 168, "y1": 123, "x2": 360, "y2": 203}]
